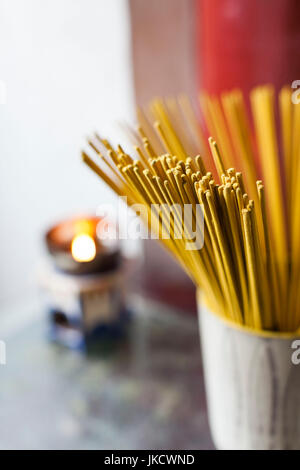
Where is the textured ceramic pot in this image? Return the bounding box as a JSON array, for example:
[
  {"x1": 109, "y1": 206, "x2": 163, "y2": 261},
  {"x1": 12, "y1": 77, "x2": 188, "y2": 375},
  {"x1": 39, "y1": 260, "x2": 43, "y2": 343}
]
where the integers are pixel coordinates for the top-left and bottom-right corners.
[{"x1": 197, "y1": 291, "x2": 300, "y2": 450}]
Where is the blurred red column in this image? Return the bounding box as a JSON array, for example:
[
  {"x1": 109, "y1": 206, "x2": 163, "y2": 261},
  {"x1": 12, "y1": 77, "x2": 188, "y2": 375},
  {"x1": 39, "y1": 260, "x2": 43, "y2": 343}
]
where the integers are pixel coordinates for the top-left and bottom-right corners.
[{"x1": 197, "y1": 0, "x2": 300, "y2": 95}]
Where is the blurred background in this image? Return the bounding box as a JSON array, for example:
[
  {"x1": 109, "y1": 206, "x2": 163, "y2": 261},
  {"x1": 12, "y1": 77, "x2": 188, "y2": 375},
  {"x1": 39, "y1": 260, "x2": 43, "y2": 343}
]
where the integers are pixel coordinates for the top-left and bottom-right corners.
[
  {"x1": 0, "y1": 0, "x2": 134, "y2": 310},
  {"x1": 0, "y1": 0, "x2": 300, "y2": 450}
]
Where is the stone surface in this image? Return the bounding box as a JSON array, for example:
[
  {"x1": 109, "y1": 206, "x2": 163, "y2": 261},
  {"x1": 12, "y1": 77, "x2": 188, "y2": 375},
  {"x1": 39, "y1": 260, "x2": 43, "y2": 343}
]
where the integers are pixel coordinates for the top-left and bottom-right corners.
[{"x1": 0, "y1": 295, "x2": 213, "y2": 450}]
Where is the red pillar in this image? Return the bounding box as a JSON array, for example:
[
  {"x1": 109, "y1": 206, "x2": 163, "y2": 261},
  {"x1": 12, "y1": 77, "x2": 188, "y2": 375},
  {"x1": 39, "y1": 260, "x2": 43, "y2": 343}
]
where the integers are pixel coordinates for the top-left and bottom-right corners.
[{"x1": 197, "y1": 0, "x2": 300, "y2": 95}]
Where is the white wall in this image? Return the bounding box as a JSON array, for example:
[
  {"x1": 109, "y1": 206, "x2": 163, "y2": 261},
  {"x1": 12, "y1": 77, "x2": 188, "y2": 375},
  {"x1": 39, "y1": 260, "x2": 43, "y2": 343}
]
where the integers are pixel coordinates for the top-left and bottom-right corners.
[{"x1": 0, "y1": 0, "x2": 134, "y2": 307}]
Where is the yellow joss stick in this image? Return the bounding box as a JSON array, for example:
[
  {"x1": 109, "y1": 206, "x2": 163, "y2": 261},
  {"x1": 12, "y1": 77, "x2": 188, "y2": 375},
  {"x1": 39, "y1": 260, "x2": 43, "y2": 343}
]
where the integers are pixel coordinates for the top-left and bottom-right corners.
[{"x1": 82, "y1": 84, "x2": 299, "y2": 333}]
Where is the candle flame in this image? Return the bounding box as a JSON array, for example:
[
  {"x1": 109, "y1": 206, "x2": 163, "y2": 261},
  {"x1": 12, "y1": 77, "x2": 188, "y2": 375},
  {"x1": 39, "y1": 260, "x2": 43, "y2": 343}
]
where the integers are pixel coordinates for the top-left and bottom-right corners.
[{"x1": 71, "y1": 233, "x2": 96, "y2": 262}]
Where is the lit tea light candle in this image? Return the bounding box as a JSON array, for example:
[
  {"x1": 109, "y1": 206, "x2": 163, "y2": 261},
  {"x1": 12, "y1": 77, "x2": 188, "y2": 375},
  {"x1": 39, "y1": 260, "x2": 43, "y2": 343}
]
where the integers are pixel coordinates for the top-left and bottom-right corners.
[
  {"x1": 40, "y1": 215, "x2": 129, "y2": 350},
  {"x1": 71, "y1": 233, "x2": 96, "y2": 262},
  {"x1": 45, "y1": 216, "x2": 120, "y2": 275}
]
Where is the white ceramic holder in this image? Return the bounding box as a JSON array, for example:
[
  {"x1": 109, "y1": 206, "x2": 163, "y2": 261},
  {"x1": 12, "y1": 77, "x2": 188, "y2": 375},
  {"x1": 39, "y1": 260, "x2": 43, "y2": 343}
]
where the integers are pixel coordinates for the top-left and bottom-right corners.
[{"x1": 197, "y1": 291, "x2": 300, "y2": 450}]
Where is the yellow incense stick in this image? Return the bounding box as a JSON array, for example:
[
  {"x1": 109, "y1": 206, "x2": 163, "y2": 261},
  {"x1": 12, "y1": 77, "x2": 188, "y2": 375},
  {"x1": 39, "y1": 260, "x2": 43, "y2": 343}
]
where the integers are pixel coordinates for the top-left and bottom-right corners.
[{"x1": 82, "y1": 85, "x2": 300, "y2": 333}]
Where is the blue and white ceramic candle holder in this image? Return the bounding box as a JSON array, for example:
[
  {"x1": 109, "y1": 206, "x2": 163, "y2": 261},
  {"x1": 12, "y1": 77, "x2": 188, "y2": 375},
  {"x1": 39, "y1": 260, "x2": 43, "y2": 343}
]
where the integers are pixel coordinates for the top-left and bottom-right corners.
[{"x1": 39, "y1": 216, "x2": 129, "y2": 350}]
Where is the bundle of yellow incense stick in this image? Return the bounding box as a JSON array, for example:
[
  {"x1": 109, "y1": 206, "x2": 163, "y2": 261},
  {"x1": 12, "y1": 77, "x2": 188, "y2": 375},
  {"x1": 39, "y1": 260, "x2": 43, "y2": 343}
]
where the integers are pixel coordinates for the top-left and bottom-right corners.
[{"x1": 82, "y1": 85, "x2": 300, "y2": 333}]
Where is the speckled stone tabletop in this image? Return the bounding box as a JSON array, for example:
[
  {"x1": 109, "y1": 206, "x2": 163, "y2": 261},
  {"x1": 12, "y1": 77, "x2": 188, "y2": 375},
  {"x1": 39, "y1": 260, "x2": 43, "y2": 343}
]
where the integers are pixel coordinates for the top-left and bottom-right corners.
[{"x1": 0, "y1": 295, "x2": 214, "y2": 450}]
